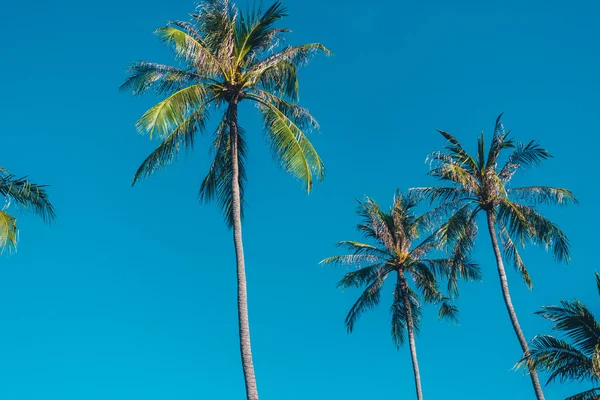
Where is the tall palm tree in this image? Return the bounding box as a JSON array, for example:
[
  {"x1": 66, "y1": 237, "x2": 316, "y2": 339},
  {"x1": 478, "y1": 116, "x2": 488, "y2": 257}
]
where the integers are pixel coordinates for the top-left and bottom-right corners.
[
  {"x1": 412, "y1": 114, "x2": 577, "y2": 400},
  {"x1": 517, "y1": 272, "x2": 600, "y2": 400},
  {"x1": 320, "y1": 192, "x2": 479, "y2": 400},
  {"x1": 120, "y1": 1, "x2": 328, "y2": 398},
  {"x1": 0, "y1": 168, "x2": 54, "y2": 252}
]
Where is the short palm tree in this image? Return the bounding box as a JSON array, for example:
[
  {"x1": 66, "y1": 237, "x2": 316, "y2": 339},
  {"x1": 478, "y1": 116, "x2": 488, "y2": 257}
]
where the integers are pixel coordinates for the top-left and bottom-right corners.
[
  {"x1": 517, "y1": 272, "x2": 600, "y2": 400},
  {"x1": 120, "y1": 1, "x2": 328, "y2": 398},
  {"x1": 0, "y1": 168, "x2": 54, "y2": 252},
  {"x1": 412, "y1": 115, "x2": 577, "y2": 400},
  {"x1": 320, "y1": 192, "x2": 479, "y2": 400}
]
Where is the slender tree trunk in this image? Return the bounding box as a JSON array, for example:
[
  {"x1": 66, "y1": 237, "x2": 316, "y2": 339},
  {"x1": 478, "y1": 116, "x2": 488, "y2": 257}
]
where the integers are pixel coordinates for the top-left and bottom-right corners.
[
  {"x1": 399, "y1": 272, "x2": 424, "y2": 400},
  {"x1": 229, "y1": 102, "x2": 259, "y2": 400},
  {"x1": 485, "y1": 210, "x2": 545, "y2": 400}
]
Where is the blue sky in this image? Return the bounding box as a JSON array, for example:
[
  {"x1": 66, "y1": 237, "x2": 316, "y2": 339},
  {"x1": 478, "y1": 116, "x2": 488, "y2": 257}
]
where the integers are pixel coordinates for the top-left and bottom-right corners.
[{"x1": 1, "y1": 0, "x2": 598, "y2": 398}]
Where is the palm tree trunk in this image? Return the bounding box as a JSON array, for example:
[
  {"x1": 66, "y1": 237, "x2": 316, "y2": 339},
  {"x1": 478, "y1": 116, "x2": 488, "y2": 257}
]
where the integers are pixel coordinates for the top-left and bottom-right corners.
[
  {"x1": 399, "y1": 272, "x2": 424, "y2": 400},
  {"x1": 229, "y1": 102, "x2": 259, "y2": 400},
  {"x1": 485, "y1": 210, "x2": 544, "y2": 400}
]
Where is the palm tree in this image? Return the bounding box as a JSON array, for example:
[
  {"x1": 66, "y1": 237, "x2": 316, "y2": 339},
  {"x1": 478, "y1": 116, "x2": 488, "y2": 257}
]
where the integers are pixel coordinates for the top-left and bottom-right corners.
[
  {"x1": 120, "y1": 1, "x2": 328, "y2": 398},
  {"x1": 0, "y1": 168, "x2": 54, "y2": 252},
  {"x1": 320, "y1": 192, "x2": 479, "y2": 400},
  {"x1": 412, "y1": 114, "x2": 577, "y2": 400},
  {"x1": 517, "y1": 272, "x2": 600, "y2": 400}
]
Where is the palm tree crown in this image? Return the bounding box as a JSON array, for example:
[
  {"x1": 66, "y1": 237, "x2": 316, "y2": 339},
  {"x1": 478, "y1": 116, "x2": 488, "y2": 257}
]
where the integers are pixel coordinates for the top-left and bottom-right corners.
[
  {"x1": 0, "y1": 169, "x2": 54, "y2": 252},
  {"x1": 413, "y1": 114, "x2": 576, "y2": 288},
  {"x1": 322, "y1": 192, "x2": 479, "y2": 343},
  {"x1": 121, "y1": 0, "x2": 329, "y2": 224},
  {"x1": 519, "y1": 273, "x2": 600, "y2": 400}
]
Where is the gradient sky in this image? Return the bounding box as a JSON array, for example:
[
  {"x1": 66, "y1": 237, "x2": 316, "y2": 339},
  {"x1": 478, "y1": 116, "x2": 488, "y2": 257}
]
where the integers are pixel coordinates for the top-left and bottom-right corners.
[{"x1": 1, "y1": 0, "x2": 599, "y2": 398}]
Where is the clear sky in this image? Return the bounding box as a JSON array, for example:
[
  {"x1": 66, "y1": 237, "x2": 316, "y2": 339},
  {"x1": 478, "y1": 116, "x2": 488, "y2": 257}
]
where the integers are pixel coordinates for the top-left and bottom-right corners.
[{"x1": 1, "y1": 0, "x2": 598, "y2": 398}]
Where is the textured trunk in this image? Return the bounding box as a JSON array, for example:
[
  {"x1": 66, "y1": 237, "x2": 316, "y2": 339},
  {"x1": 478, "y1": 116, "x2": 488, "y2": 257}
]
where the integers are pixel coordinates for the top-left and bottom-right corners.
[
  {"x1": 485, "y1": 210, "x2": 545, "y2": 400},
  {"x1": 399, "y1": 273, "x2": 424, "y2": 400},
  {"x1": 229, "y1": 102, "x2": 259, "y2": 400}
]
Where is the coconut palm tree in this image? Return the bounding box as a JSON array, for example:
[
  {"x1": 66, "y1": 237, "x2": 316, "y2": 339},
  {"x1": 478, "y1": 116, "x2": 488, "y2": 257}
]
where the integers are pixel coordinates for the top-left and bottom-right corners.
[
  {"x1": 320, "y1": 192, "x2": 479, "y2": 400},
  {"x1": 412, "y1": 114, "x2": 577, "y2": 400},
  {"x1": 0, "y1": 168, "x2": 54, "y2": 252},
  {"x1": 120, "y1": 1, "x2": 328, "y2": 398},
  {"x1": 517, "y1": 272, "x2": 600, "y2": 400}
]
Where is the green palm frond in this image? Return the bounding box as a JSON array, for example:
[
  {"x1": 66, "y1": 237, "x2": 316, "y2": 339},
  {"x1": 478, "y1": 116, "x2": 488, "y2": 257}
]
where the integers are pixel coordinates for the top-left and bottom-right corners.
[
  {"x1": 536, "y1": 301, "x2": 600, "y2": 357},
  {"x1": 334, "y1": 240, "x2": 391, "y2": 257},
  {"x1": 495, "y1": 199, "x2": 533, "y2": 246},
  {"x1": 485, "y1": 113, "x2": 514, "y2": 170},
  {"x1": 256, "y1": 60, "x2": 298, "y2": 100},
  {"x1": 199, "y1": 111, "x2": 247, "y2": 227},
  {"x1": 356, "y1": 197, "x2": 395, "y2": 250},
  {"x1": 247, "y1": 43, "x2": 331, "y2": 79},
  {"x1": 344, "y1": 273, "x2": 387, "y2": 333},
  {"x1": 522, "y1": 274, "x2": 600, "y2": 398},
  {"x1": 0, "y1": 210, "x2": 17, "y2": 253},
  {"x1": 253, "y1": 97, "x2": 324, "y2": 193},
  {"x1": 120, "y1": 62, "x2": 203, "y2": 96},
  {"x1": 0, "y1": 173, "x2": 55, "y2": 222},
  {"x1": 497, "y1": 218, "x2": 532, "y2": 288},
  {"x1": 156, "y1": 24, "x2": 224, "y2": 76},
  {"x1": 498, "y1": 140, "x2": 552, "y2": 183},
  {"x1": 429, "y1": 160, "x2": 480, "y2": 192},
  {"x1": 435, "y1": 130, "x2": 479, "y2": 174},
  {"x1": 251, "y1": 90, "x2": 318, "y2": 131},
  {"x1": 136, "y1": 84, "x2": 209, "y2": 139},
  {"x1": 235, "y1": 1, "x2": 287, "y2": 65},
  {"x1": 522, "y1": 334, "x2": 594, "y2": 384},
  {"x1": 337, "y1": 264, "x2": 389, "y2": 290},
  {"x1": 133, "y1": 106, "x2": 210, "y2": 185},
  {"x1": 595, "y1": 272, "x2": 600, "y2": 297},
  {"x1": 512, "y1": 202, "x2": 571, "y2": 262},
  {"x1": 390, "y1": 279, "x2": 422, "y2": 349},
  {"x1": 319, "y1": 254, "x2": 383, "y2": 266},
  {"x1": 508, "y1": 186, "x2": 578, "y2": 206}
]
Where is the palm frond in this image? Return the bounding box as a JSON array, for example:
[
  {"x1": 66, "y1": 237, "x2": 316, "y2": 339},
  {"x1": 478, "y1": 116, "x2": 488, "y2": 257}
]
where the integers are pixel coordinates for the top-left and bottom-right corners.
[
  {"x1": 337, "y1": 264, "x2": 388, "y2": 290},
  {"x1": 390, "y1": 277, "x2": 422, "y2": 348},
  {"x1": 344, "y1": 273, "x2": 387, "y2": 333},
  {"x1": 319, "y1": 254, "x2": 382, "y2": 267},
  {"x1": 248, "y1": 43, "x2": 331, "y2": 76},
  {"x1": 199, "y1": 111, "x2": 247, "y2": 227},
  {"x1": 133, "y1": 106, "x2": 210, "y2": 185},
  {"x1": 498, "y1": 140, "x2": 552, "y2": 183},
  {"x1": 334, "y1": 240, "x2": 390, "y2": 257},
  {"x1": 512, "y1": 202, "x2": 571, "y2": 263},
  {"x1": 192, "y1": 0, "x2": 237, "y2": 61},
  {"x1": 536, "y1": 301, "x2": 600, "y2": 357},
  {"x1": 356, "y1": 198, "x2": 395, "y2": 251},
  {"x1": 120, "y1": 62, "x2": 204, "y2": 96},
  {"x1": 435, "y1": 130, "x2": 479, "y2": 175},
  {"x1": 235, "y1": 1, "x2": 288, "y2": 65},
  {"x1": 0, "y1": 173, "x2": 55, "y2": 222},
  {"x1": 0, "y1": 210, "x2": 17, "y2": 253},
  {"x1": 485, "y1": 113, "x2": 515, "y2": 169},
  {"x1": 497, "y1": 217, "x2": 532, "y2": 289},
  {"x1": 251, "y1": 96, "x2": 324, "y2": 193},
  {"x1": 135, "y1": 84, "x2": 208, "y2": 139},
  {"x1": 156, "y1": 25, "x2": 223, "y2": 76},
  {"x1": 521, "y1": 334, "x2": 594, "y2": 384},
  {"x1": 508, "y1": 186, "x2": 578, "y2": 206}
]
